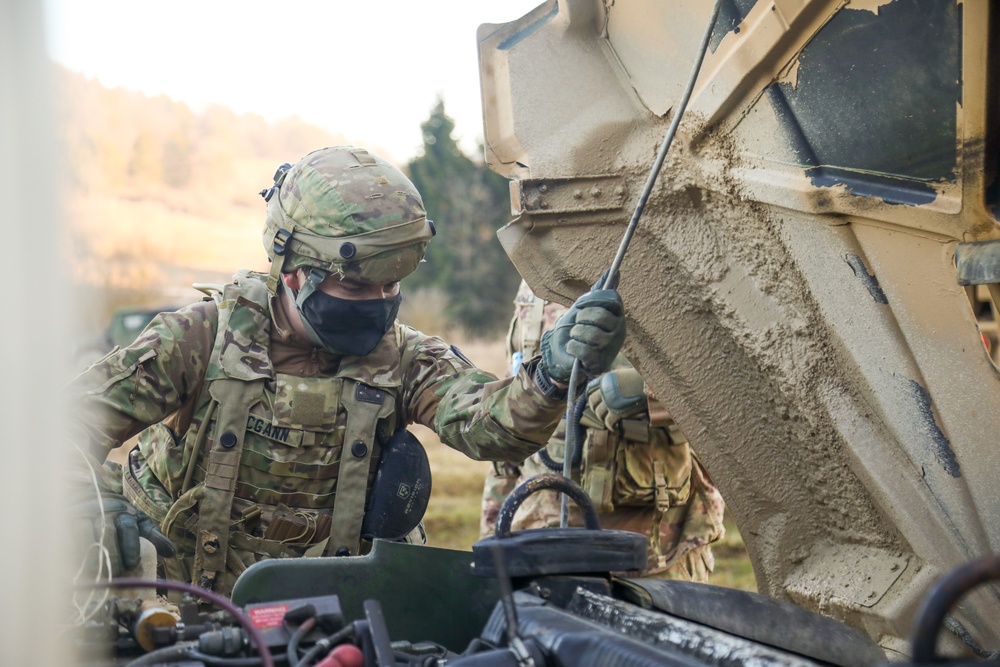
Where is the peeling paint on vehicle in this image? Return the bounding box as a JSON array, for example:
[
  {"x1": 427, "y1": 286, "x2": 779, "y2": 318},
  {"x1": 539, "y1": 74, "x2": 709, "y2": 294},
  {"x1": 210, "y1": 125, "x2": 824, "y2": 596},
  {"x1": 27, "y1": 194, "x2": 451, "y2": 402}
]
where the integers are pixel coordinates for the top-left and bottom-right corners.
[
  {"x1": 908, "y1": 380, "x2": 961, "y2": 478},
  {"x1": 845, "y1": 254, "x2": 888, "y2": 304},
  {"x1": 845, "y1": 0, "x2": 896, "y2": 15},
  {"x1": 806, "y1": 166, "x2": 938, "y2": 206}
]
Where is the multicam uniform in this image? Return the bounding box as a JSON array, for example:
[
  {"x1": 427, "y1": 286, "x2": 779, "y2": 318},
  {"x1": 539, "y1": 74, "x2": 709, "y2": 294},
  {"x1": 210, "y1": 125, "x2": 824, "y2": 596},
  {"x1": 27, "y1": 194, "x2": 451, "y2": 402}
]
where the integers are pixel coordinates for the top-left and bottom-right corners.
[
  {"x1": 481, "y1": 280, "x2": 726, "y2": 580},
  {"x1": 72, "y1": 272, "x2": 563, "y2": 595},
  {"x1": 71, "y1": 147, "x2": 572, "y2": 597}
]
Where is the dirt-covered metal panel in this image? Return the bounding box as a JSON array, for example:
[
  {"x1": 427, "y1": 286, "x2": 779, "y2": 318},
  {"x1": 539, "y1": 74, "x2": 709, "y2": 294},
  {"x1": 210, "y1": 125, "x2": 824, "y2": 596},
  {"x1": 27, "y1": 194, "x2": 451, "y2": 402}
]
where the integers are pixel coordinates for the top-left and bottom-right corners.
[{"x1": 478, "y1": 0, "x2": 1000, "y2": 657}]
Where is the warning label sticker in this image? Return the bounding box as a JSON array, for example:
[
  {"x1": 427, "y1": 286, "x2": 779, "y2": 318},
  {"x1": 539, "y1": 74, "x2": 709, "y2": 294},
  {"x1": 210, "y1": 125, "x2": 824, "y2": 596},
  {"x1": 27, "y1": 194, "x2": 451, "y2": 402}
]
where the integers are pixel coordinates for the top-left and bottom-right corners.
[{"x1": 248, "y1": 604, "x2": 290, "y2": 629}]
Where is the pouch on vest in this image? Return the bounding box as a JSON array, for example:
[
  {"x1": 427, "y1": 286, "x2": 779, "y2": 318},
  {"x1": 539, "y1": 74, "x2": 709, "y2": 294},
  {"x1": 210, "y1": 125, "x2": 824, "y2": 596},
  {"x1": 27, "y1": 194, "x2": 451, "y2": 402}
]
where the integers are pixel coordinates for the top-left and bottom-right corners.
[
  {"x1": 360, "y1": 428, "x2": 431, "y2": 541},
  {"x1": 613, "y1": 425, "x2": 693, "y2": 509}
]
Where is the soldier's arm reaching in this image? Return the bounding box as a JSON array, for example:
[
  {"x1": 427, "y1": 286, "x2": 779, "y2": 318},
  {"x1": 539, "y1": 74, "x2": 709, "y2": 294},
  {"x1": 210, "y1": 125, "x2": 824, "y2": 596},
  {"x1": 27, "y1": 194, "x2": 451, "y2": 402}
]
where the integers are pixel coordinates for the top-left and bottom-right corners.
[
  {"x1": 400, "y1": 287, "x2": 627, "y2": 463},
  {"x1": 399, "y1": 328, "x2": 566, "y2": 463}
]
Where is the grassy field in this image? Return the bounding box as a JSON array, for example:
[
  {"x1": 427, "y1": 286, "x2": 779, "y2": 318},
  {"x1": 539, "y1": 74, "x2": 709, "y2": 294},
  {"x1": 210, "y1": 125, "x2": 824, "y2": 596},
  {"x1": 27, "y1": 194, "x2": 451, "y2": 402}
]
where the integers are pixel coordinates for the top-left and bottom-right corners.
[{"x1": 709, "y1": 513, "x2": 757, "y2": 592}]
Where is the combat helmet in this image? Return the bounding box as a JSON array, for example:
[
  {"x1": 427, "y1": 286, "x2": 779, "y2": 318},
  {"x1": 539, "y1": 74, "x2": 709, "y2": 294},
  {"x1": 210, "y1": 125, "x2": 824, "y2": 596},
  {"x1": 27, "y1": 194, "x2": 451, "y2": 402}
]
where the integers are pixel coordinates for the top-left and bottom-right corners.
[{"x1": 261, "y1": 146, "x2": 435, "y2": 294}]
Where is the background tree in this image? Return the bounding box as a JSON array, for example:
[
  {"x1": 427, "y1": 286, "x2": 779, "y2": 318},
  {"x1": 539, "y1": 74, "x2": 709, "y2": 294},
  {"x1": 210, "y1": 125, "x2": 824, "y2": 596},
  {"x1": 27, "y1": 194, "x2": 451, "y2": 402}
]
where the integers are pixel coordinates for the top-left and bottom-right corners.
[{"x1": 406, "y1": 98, "x2": 520, "y2": 338}]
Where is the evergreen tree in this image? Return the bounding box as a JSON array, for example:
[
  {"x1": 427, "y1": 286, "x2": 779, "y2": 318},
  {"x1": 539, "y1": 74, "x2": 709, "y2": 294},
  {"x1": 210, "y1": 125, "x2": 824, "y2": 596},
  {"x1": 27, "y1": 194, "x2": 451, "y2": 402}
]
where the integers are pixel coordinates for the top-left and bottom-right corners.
[{"x1": 406, "y1": 99, "x2": 521, "y2": 338}]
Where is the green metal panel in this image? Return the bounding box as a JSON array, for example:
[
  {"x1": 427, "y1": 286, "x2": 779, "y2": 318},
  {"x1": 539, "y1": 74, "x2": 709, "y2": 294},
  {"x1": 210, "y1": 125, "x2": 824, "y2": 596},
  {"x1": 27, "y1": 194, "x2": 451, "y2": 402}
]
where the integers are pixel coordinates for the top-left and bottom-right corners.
[{"x1": 231, "y1": 540, "x2": 500, "y2": 652}]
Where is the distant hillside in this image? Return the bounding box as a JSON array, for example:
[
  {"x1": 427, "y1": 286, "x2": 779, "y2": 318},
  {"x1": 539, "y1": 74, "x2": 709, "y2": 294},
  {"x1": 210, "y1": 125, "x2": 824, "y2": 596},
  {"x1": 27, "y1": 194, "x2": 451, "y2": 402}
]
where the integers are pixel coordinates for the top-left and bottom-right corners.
[
  {"x1": 56, "y1": 66, "x2": 391, "y2": 332},
  {"x1": 58, "y1": 67, "x2": 520, "y2": 349}
]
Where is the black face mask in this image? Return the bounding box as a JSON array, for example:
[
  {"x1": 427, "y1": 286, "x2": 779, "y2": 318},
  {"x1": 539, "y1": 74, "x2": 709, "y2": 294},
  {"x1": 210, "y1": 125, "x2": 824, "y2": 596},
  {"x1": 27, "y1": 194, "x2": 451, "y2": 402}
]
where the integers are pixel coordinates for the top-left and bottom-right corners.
[{"x1": 299, "y1": 291, "x2": 401, "y2": 357}]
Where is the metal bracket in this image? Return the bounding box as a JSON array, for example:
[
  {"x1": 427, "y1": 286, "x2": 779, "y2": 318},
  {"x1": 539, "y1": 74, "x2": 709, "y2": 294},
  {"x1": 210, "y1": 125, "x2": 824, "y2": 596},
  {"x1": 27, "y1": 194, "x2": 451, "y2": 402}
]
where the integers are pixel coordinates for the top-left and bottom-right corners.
[
  {"x1": 511, "y1": 175, "x2": 627, "y2": 215},
  {"x1": 785, "y1": 545, "x2": 909, "y2": 609}
]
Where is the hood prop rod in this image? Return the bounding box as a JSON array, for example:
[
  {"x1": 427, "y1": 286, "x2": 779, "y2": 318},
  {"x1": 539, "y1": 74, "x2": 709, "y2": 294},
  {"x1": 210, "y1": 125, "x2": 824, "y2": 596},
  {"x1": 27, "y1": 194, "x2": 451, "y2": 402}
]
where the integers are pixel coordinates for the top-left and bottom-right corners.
[{"x1": 561, "y1": 0, "x2": 725, "y2": 526}]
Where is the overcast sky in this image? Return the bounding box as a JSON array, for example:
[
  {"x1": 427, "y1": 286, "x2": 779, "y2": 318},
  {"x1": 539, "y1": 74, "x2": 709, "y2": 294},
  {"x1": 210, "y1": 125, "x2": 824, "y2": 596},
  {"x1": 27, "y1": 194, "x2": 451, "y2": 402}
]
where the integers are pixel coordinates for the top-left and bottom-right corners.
[{"x1": 44, "y1": 0, "x2": 544, "y2": 163}]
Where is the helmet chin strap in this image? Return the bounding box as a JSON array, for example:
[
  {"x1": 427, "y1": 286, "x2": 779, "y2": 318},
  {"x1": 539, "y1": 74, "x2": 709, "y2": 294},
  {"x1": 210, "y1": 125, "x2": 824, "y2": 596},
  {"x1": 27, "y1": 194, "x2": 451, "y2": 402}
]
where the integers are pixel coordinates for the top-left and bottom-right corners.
[{"x1": 288, "y1": 267, "x2": 328, "y2": 348}]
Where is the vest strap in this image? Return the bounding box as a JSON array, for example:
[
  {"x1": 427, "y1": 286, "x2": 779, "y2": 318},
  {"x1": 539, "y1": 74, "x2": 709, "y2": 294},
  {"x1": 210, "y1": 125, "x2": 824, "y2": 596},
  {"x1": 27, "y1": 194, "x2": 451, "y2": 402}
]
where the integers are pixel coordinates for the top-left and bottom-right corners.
[
  {"x1": 192, "y1": 377, "x2": 264, "y2": 590},
  {"x1": 229, "y1": 531, "x2": 303, "y2": 560},
  {"x1": 325, "y1": 379, "x2": 393, "y2": 556}
]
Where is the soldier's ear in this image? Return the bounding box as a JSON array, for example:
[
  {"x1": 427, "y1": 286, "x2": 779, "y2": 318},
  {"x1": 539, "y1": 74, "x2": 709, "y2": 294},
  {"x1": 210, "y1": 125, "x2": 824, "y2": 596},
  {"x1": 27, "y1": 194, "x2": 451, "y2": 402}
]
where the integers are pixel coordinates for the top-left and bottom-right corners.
[{"x1": 282, "y1": 270, "x2": 303, "y2": 290}]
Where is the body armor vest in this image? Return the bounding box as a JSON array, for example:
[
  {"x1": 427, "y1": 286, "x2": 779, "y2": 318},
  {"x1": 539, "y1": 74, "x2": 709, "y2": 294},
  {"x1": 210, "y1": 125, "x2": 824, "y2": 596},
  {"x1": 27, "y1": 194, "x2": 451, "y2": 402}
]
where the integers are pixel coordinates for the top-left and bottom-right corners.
[{"x1": 124, "y1": 270, "x2": 404, "y2": 594}]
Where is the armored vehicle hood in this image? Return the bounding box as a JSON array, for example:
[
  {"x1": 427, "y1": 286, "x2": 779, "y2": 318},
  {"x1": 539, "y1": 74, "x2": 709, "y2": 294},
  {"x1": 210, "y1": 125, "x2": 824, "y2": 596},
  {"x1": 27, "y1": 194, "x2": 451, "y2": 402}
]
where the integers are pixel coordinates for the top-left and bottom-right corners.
[{"x1": 478, "y1": 0, "x2": 1000, "y2": 656}]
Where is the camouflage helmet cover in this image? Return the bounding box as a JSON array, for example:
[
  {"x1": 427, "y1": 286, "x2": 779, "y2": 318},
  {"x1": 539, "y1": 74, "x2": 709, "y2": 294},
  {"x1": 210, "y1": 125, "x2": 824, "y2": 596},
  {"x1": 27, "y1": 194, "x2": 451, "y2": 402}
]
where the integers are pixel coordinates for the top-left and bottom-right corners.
[{"x1": 262, "y1": 146, "x2": 434, "y2": 291}]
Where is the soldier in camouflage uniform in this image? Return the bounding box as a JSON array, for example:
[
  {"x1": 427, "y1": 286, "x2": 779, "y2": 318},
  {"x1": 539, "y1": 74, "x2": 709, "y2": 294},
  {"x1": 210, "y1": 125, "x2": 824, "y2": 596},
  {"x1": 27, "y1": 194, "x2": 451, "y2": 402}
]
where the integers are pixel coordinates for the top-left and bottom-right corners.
[
  {"x1": 481, "y1": 280, "x2": 726, "y2": 581},
  {"x1": 71, "y1": 147, "x2": 627, "y2": 596}
]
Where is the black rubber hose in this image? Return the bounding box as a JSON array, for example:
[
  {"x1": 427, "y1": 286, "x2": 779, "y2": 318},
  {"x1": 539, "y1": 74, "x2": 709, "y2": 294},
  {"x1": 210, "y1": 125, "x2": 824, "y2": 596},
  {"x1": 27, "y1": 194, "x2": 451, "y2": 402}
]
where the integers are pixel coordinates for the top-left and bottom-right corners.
[
  {"x1": 188, "y1": 650, "x2": 291, "y2": 666},
  {"x1": 537, "y1": 392, "x2": 589, "y2": 473},
  {"x1": 495, "y1": 473, "x2": 601, "y2": 538},
  {"x1": 293, "y1": 642, "x2": 326, "y2": 667},
  {"x1": 535, "y1": 446, "x2": 563, "y2": 473},
  {"x1": 570, "y1": 390, "x2": 587, "y2": 469},
  {"x1": 125, "y1": 643, "x2": 195, "y2": 666},
  {"x1": 292, "y1": 624, "x2": 356, "y2": 667},
  {"x1": 286, "y1": 617, "x2": 316, "y2": 665},
  {"x1": 911, "y1": 553, "x2": 1000, "y2": 662}
]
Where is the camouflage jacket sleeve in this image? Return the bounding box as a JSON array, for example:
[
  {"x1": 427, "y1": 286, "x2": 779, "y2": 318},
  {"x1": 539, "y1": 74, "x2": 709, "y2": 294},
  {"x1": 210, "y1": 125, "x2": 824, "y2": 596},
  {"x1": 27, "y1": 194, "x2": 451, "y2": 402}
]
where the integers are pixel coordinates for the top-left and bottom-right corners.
[
  {"x1": 480, "y1": 461, "x2": 521, "y2": 538},
  {"x1": 67, "y1": 300, "x2": 218, "y2": 460},
  {"x1": 398, "y1": 327, "x2": 565, "y2": 463}
]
